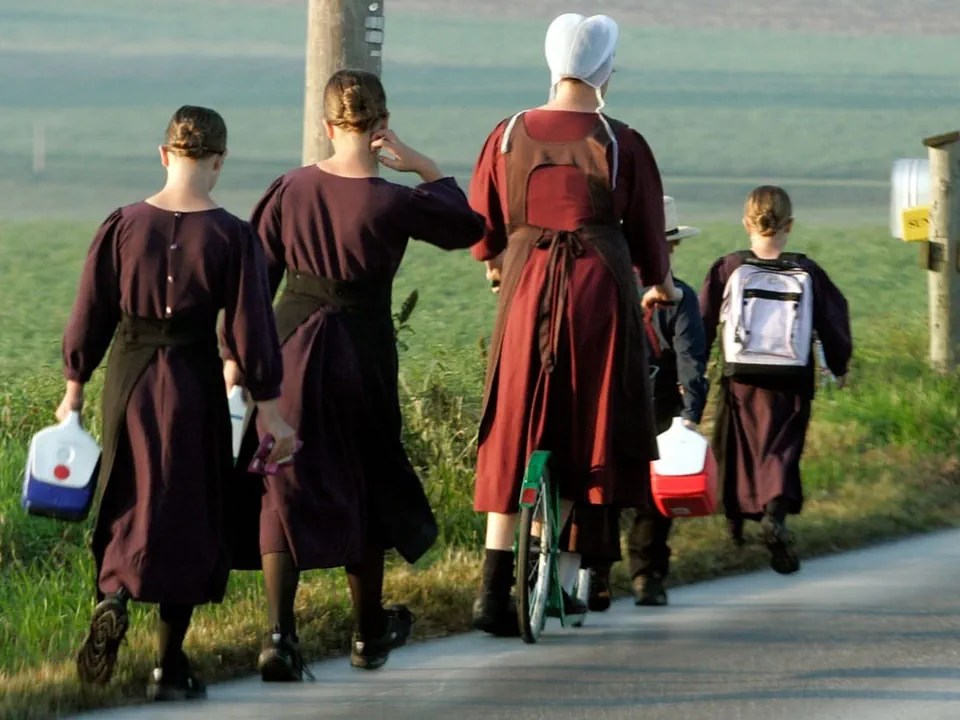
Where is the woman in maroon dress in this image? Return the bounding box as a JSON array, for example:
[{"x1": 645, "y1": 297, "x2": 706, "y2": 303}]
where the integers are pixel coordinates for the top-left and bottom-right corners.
[
  {"x1": 469, "y1": 13, "x2": 681, "y2": 635},
  {"x1": 59, "y1": 106, "x2": 294, "y2": 700},
  {"x1": 226, "y1": 70, "x2": 483, "y2": 679},
  {"x1": 699, "y1": 186, "x2": 852, "y2": 574}
]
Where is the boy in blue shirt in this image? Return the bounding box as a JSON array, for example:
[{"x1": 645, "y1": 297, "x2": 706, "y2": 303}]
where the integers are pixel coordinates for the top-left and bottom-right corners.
[{"x1": 590, "y1": 196, "x2": 709, "y2": 608}]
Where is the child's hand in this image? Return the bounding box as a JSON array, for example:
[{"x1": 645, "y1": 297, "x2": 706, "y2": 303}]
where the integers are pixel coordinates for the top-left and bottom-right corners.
[{"x1": 56, "y1": 381, "x2": 84, "y2": 423}]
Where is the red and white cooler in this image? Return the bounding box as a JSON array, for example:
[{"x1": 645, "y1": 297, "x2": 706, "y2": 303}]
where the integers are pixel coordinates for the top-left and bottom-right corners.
[{"x1": 650, "y1": 417, "x2": 717, "y2": 518}]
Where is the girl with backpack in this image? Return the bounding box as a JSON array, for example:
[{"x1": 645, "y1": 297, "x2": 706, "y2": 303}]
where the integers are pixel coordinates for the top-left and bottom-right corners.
[{"x1": 699, "y1": 185, "x2": 852, "y2": 574}]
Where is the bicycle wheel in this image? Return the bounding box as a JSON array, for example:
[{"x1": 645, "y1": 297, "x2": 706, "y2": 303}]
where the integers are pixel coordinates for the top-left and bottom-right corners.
[{"x1": 517, "y1": 451, "x2": 554, "y2": 644}]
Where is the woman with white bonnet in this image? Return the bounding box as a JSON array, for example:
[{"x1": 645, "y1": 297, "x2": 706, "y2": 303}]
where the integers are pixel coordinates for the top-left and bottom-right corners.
[{"x1": 469, "y1": 12, "x2": 680, "y2": 635}]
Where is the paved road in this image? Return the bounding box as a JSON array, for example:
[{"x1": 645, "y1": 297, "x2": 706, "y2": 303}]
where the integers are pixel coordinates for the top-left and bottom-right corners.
[{"x1": 73, "y1": 529, "x2": 960, "y2": 720}]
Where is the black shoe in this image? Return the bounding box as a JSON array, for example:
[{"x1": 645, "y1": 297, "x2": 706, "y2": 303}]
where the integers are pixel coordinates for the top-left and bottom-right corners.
[
  {"x1": 258, "y1": 626, "x2": 313, "y2": 682},
  {"x1": 762, "y1": 515, "x2": 800, "y2": 574},
  {"x1": 588, "y1": 568, "x2": 612, "y2": 612},
  {"x1": 633, "y1": 576, "x2": 668, "y2": 606},
  {"x1": 146, "y1": 652, "x2": 207, "y2": 701},
  {"x1": 351, "y1": 605, "x2": 415, "y2": 670},
  {"x1": 77, "y1": 589, "x2": 130, "y2": 685},
  {"x1": 472, "y1": 594, "x2": 521, "y2": 637},
  {"x1": 562, "y1": 590, "x2": 588, "y2": 616}
]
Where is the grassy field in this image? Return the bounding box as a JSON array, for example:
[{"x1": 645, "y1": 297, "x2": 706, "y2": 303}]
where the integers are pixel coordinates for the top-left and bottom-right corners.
[
  {"x1": 5, "y1": 219, "x2": 960, "y2": 718},
  {"x1": 1, "y1": 1, "x2": 959, "y2": 222}
]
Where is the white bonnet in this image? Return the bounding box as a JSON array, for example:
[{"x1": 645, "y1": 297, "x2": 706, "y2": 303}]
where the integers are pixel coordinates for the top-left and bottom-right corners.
[{"x1": 545, "y1": 13, "x2": 619, "y2": 97}]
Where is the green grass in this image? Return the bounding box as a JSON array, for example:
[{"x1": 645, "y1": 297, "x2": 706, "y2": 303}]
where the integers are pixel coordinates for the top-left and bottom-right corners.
[{"x1": 5, "y1": 218, "x2": 960, "y2": 718}]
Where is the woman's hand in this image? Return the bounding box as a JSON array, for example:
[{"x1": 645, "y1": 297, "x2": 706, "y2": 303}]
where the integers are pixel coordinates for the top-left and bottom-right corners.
[
  {"x1": 56, "y1": 381, "x2": 84, "y2": 423},
  {"x1": 371, "y1": 130, "x2": 443, "y2": 182},
  {"x1": 485, "y1": 253, "x2": 504, "y2": 294},
  {"x1": 256, "y1": 399, "x2": 299, "y2": 465}
]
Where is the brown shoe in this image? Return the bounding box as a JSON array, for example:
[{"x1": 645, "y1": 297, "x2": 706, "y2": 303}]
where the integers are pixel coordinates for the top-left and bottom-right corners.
[
  {"x1": 633, "y1": 576, "x2": 668, "y2": 606},
  {"x1": 762, "y1": 515, "x2": 800, "y2": 574},
  {"x1": 77, "y1": 589, "x2": 130, "y2": 685}
]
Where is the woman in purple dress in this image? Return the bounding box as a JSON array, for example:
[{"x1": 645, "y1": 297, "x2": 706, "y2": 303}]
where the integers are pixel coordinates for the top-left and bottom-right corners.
[
  {"x1": 59, "y1": 106, "x2": 295, "y2": 701},
  {"x1": 225, "y1": 70, "x2": 483, "y2": 680}
]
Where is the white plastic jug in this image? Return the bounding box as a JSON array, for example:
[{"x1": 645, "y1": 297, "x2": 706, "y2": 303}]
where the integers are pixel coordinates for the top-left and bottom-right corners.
[
  {"x1": 653, "y1": 417, "x2": 709, "y2": 476},
  {"x1": 650, "y1": 417, "x2": 717, "y2": 518},
  {"x1": 22, "y1": 411, "x2": 101, "y2": 521},
  {"x1": 227, "y1": 385, "x2": 252, "y2": 460}
]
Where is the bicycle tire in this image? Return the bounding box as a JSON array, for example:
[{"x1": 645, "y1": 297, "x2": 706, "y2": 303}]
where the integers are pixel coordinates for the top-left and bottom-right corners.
[{"x1": 517, "y1": 457, "x2": 553, "y2": 644}]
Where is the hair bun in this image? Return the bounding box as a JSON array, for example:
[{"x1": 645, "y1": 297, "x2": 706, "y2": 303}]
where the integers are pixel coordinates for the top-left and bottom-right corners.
[
  {"x1": 323, "y1": 70, "x2": 388, "y2": 134},
  {"x1": 164, "y1": 106, "x2": 227, "y2": 159}
]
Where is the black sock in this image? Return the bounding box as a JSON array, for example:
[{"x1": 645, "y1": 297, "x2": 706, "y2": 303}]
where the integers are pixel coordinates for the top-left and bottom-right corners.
[{"x1": 480, "y1": 548, "x2": 515, "y2": 602}]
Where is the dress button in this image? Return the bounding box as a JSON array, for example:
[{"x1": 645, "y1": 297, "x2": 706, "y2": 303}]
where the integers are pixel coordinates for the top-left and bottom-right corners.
[
  {"x1": 174, "y1": 212, "x2": 182, "y2": 218},
  {"x1": 165, "y1": 306, "x2": 172, "y2": 316},
  {"x1": 170, "y1": 244, "x2": 178, "y2": 250},
  {"x1": 167, "y1": 275, "x2": 174, "y2": 284}
]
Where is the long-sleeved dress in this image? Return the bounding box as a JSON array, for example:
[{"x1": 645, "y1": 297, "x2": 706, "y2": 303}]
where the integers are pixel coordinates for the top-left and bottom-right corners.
[
  {"x1": 229, "y1": 167, "x2": 484, "y2": 570},
  {"x1": 469, "y1": 109, "x2": 670, "y2": 515},
  {"x1": 699, "y1": 251, "x2": 852, "y2": 519},
  {"x1": 62, "y1": 203, "x2": 283, "y2": 605}
]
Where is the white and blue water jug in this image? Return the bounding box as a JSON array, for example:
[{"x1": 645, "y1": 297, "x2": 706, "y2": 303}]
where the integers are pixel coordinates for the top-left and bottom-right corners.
[{"x1": 22, "y1": 411, "x2": 101, "y2": 521}]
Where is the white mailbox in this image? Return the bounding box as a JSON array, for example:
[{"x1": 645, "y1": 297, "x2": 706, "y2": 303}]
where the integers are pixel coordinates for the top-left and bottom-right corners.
[{"x1": 890, "y1": 158, "x2": 931, "y2": 239}]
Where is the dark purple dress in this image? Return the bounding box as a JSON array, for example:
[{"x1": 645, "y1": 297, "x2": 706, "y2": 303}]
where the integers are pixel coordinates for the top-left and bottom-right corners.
[
  {"x1": 699, "y1": 251, "x2": 852, "y2": 519},
  {"x1": 231, "y1": 167, "x2": 483, "y2": 570},
  {"x1": 63, "y1": 202, "x2": 283, "y2": 605}
]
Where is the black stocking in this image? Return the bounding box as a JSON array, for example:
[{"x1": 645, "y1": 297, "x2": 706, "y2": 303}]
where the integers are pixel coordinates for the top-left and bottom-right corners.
[
  {"x1": 262, "y1": 551, "x2": 299, "y2": 637},
  {"x1": 345, "y1": 541, "x2": 386, "y2": 639},
  {"x1": 157, "y1": 603, "x2": 194, "y2": 673}
]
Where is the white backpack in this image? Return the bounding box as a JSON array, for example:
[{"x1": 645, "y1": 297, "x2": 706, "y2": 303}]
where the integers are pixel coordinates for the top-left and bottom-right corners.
[{"x1": 720, "y1": 252, "x2": 814, "y2": 375}]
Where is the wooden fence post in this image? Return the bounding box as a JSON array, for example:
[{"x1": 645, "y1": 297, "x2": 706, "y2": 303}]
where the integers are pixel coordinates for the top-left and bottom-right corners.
[
  {"x1": 302, "y1": 0, "x2": 385, "y2": 166},
  {"x1": 923, "y1": 131, "x2": 960, "y2": 373}
]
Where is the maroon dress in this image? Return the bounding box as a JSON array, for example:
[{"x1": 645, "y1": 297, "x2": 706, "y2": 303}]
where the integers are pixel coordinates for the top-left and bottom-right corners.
[
  {"x1": 62, "y1": 203, "x2": 283, "y2": 605},
  {"x1": 230, "y1": 167, "x2": 484, "y2": 570},
  {"x1": 469, "y1": 110, "x2": 669, "y2": 514},
  {"x1": 699, "y1": 251, "x2": 852, "y2": 518}
]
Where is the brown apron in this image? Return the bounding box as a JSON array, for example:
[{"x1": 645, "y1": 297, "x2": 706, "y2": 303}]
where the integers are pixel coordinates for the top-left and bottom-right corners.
[
  {"x1": 234, "y1": 271, "x2": 438, "y2": 565},
  {"x1": 480, "y1": 113, "x2": 657, "y2": 464},
  {"x1": 480, "y1": 114, "x2": 658, "y2": 561},
  {"x1": 93, "y1": 310, "x2": 226, "y2": 599}
]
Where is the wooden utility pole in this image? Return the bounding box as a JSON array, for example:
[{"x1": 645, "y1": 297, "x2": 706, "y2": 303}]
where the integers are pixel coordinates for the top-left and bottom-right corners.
[
  {"x1": 302, "y1": 0, "x2": 385, "y2": 165},
  {"x1": 923, "y1": 130, "x2": 960, "y2": 372}
]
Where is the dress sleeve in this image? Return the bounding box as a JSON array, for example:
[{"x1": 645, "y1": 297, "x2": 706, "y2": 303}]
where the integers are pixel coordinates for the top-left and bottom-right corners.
[
  {"x1": 699, "y1": 257, "x2": 727, "y2": 354},
  {"x1": 250, "y1": 176, "x2": 288, "y2": 297},
  {"x1": 62, "y1": 209, "x2": 123, "y2": 383},
  {"x1": 221, "y1": 221, "x2": 283, "y2": 402},
  {"x1": 403, "y1": 177, "x2": 485, "y2": 250},
  {"x1": 811, "y1": 262, "x2": 852, "y2": 377},
  {"x1": 620, "y1": 129, "x2": 669, "y2": 287},
  {"x1": 468, "y1": 123, "x2": 508, "y2": 261},
  {"x1": 673, "y1": 285, "x2": 709, "y2": 423}
]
